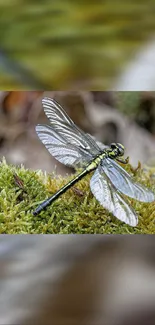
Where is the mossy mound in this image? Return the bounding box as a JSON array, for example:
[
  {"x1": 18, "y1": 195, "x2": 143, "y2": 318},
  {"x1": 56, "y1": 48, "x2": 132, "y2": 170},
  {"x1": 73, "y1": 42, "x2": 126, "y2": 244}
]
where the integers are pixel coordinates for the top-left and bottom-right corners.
[{"x1": 0, "y1": 158, "x2": 154, "y2": 234}]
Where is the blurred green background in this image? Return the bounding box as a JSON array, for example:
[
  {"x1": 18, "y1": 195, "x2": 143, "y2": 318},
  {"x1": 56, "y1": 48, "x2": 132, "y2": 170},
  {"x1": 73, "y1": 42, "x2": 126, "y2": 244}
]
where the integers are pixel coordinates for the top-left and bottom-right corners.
[{"x1": 0, "y1": 0, "x2": 155, "y2": 89}]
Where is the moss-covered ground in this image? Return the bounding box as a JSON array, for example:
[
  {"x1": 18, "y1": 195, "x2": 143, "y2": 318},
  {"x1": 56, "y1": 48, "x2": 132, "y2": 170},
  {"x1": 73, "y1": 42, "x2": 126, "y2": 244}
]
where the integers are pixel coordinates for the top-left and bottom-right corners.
[{"x1": 0, "y1": 158, "x2": 154, "y2": 234}]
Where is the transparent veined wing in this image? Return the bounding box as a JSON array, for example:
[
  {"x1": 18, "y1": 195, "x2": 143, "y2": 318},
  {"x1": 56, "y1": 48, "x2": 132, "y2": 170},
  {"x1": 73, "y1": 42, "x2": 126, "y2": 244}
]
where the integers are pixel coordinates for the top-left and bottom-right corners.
[
  {"x1": 90, "y1": 165, "x2": 138, "y2": 226},
  {"x1": 42, "y1": 98, "x2": 101, "y2": 155},
  {"x1": 101, "y1": 158, "x2": 155, "y2": 202},
  {"x1": 36, "y1": 125, "x2": 93, "y2": 167},
  {"x1": 87, "y1": 134, "x2": 108, "y2": 150}
]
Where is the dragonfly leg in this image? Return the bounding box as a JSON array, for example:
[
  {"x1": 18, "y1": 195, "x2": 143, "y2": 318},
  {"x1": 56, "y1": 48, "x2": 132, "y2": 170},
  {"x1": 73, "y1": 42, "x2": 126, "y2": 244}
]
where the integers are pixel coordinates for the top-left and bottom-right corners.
[{"x1": 116, "y1": 156, "x2": 129, "y2": 164}]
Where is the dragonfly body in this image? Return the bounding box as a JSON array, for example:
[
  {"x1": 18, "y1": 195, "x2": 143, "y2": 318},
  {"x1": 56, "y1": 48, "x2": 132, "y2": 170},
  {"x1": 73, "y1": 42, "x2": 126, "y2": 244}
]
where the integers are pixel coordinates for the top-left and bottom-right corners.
[
  {"x1": 33, "y1": 151, "x2": 107, "y2": 215},
  {"x1": 33, "y1": 98, "x2": 155, "y2": 226},
  {"x1": 33, "y1": 146, "x2": 125, "y2": 215}
]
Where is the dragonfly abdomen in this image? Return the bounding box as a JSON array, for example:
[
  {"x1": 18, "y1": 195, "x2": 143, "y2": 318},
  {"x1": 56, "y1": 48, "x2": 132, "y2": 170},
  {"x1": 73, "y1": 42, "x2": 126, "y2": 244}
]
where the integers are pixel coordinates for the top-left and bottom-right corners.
[{"x1": 33, "y1": 168, "x2": 90, "y2": 216}]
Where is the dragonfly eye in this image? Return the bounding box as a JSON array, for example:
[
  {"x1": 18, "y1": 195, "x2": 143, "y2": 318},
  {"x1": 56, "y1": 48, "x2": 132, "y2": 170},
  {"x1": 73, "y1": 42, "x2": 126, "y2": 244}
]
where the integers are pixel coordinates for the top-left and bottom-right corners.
[
  {"x1": 116, "y1": 143, "x2": 124, "y2": 156},
  {"x1": 110, "y1": 143, "x2": 117, "y2": 150}
]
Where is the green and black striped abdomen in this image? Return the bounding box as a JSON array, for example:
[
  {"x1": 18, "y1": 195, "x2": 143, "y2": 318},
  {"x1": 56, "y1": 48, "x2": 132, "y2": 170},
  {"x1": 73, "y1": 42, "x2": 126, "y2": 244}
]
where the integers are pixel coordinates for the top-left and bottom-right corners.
[{"x1": 33, "y1": 167, "x2": 90, "y2": 215}]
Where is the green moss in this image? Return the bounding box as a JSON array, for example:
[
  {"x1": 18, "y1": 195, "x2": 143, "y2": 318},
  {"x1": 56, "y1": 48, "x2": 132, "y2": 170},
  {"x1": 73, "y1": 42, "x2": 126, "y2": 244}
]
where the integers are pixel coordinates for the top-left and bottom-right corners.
[{"x1": 0, "y1": 157, "x2": 154, "y2": 234}]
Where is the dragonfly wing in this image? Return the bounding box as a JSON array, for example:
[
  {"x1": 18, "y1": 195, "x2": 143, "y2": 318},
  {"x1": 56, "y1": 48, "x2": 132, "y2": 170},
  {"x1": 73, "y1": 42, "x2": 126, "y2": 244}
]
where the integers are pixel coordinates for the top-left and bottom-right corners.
[
  {"x1": 101, "y1": 158, "x2": 155, "y2": 202},
  {"x1": 36, "y1": 125, "x2": 93, "y2": 167},
  {"x1": 42, "y1": 98, "x2": 101, "y2": 155},
  {"x1": 90, "y1": 165, "x2": 138, "y2": 226},
  {"x1": 87, "y1": 134, "x2": 108, "y2": 150}
]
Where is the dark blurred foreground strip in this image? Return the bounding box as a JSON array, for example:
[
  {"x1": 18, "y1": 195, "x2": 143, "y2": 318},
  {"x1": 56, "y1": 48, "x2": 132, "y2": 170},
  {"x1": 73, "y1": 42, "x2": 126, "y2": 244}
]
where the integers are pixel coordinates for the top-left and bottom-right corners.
[
  {"x1": 0, "y1": 49, "x2": 49, "y2": 89},
  {"x1": 0, "y1": 235, "x2": 155, "y2": 325}
]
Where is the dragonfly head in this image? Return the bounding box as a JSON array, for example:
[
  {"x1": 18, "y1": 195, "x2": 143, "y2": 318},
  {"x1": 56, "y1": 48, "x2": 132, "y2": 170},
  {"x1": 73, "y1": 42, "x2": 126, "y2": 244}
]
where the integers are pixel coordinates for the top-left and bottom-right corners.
[{"x1": 110, "y1": 143, "x2": 124, "y2": 157}]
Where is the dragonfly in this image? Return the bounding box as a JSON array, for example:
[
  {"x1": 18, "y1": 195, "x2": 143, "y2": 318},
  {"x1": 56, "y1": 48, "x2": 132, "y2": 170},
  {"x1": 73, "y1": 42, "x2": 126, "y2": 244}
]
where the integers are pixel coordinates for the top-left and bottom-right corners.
[{"x1": 33, "y1": 98, "x2": 155, "y2": 226}]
